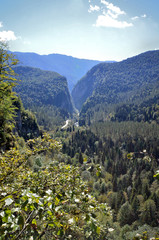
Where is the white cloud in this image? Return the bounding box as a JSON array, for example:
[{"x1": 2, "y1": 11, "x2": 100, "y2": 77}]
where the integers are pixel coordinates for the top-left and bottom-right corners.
[
  {"x1": 101, "y1": 0, "x2": 125, "y2": 18},
  {"x1": 0, "y1": 22, "x2": 3, "y2": 28},
  {"x1": 132, "y1": 14, "x2": 147, "y2": 21},
  {"x1": 141, "y1": 14, "x2": 147, "y2": 18},
  {"x1": 91, "y1": 1, "x2": 133, "y2": 28},
  {"x1": 131, "y1": 16, "x2": 139, "y2": 20},
  {"x1": 88, "y1": 4, "x2": 100, "y2": 13},
  {"x1": 94, "y1": 14, "x2": 133, "y2": 28},
  {"x1": 0, "y1": 30, "x2": 17, "y2": 41}
]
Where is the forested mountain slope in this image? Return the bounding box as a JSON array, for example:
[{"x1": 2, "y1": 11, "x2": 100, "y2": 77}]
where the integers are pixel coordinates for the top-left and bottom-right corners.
[
  {"x1": 72, "y1": 50, "x2": 159, "y2": 125},
  {"x1": 12, "y1": 51, "x2": 106, "y2": 91},
  {"x1": 14, "y1": 66, "x2": 74, "y2": 129},
  {"x1": 1, "y1": 46, "x2": 111, "y2": 240},
  {"x1": 1, "y1": 44, "x2": 159, "y2": 239}
]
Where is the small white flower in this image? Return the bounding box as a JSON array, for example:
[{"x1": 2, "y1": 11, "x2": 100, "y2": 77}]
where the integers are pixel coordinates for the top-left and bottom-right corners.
[
  {"x1": 0, "y1": 211, "x2": 5, "y2": 217},
  {"x1": 5, "y1": 198, "x2": 13, "y2": 206},
  {"x1": 1, "y1": 192, "x2": 7, "y2": 196},
  {"x1": 32, "y1": 193, "x2": 39, "y2": 198},
  {"x1": 68, "y1": 218, "x2": 74, "y2": 224},
  {"x1": 28, "y1": 198, "x2": 32, "y2": 204},
  {"x1": 46, "y1": 189, "x2": 52, "y2": 195},
  {"x1": 39, "y1": 200, "x2": 43, "y2": 206},
  {"x1": 108, "y1": 228, "x2": 114, "y2": 232},
  {"x1": 47, "y1": 196, "x2": 52, "y2": 201},
  {"x1": 87, "y1": 194, "x2": 92, "y2": 199},
  {"x1": 27, "y1": 192, "x2": 32, "y2": 198},
  {"x1": 135, "y1": 233, "x2": 141, "y2": 237},
  {"x1": 89, "y1": 205, "x2": 94, "y2": 209}
]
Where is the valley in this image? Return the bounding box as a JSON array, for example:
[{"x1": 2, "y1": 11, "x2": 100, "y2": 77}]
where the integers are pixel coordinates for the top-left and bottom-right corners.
[{"x1": 0, "y1": 44, "x2": 159, "y2": 239}]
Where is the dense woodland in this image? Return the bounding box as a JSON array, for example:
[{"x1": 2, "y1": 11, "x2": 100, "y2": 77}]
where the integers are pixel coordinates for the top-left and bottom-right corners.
[
  {"x1": 72, "y1": 50, "x2": 159, "y2": 126},
  {"x1": 14, "y1": 66, "x2": 74, "y2": 130},
  {"x1": 61, "y1": 122, "x2": 159, "y2": 238},
  {"x1": 0, "y1": 42, "x2": 159, "y2": 239}
]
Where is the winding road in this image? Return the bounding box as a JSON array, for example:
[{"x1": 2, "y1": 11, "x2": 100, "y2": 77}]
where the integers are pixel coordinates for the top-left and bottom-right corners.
[{"x1": 61, "y1": 119, "x2": 70, "y2": 129}]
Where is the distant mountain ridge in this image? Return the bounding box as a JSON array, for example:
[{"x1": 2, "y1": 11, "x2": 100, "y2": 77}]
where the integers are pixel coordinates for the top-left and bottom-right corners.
[
  {"x1": 12, "y1": 51, "x2": 113, "y2": 91},
  {"x1": 71, "y1": 50, "x2": 159, "y2": 124}
]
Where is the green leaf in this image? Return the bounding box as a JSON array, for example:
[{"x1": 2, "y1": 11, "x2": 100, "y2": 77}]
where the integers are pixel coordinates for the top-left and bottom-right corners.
[
  {"x1": 22, "y1": 200, "x2": 28, "y2": 209},
  {"x1": 154, "y1": 171, "x2": 159, "y2": 181},
  {"x1": 18, "y1": 215, "x2": 25, "y2": 228},
  {"x1": 96, "y1": 171, "x2": 100, "y2": 177},
  {"x1": 47, "y1": 210, "x2": 52, "y2": 216},
  {"x1": 85, "y1": 214, "x2": 90, "y2": 222},
  {"x1": 96, "y1": 226, "x2": 100, "y2": 235},
  {"x1": 57, "y1": 229, "x2": 63, "y2": 236},
  {"x1": 2, "y1": 216, "x2": 8, "y2": 223},
  {"x1": 55, "y1": 197, "x2": 60, "y2": 206},
  {"x1": 48, "y1": 223, "x2": 54, "y2": 227},
  {"x1": 32, "y1": 219, "x2": 37, "y2": 225},
  {"x1": 48, "y1": 202, "x2": 52, "y2": 208},
  {"x1": 38, "y1": 208, "x2": 43, "y2": 220},
  {"x1": 5, "y1": 209, "x2": 11, "y2": 216}
]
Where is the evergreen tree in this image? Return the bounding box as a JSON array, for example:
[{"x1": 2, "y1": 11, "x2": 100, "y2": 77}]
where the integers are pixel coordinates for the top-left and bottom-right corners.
[
  {"x1": 79, "y1": 151, "x2": 83, "y2": 164},
  {"x1": 117, "y1": 201, "x2": 134, "y2": 226},
  {"x1": 141, "y1": 199, "x2": 157, "y2": 226},
  {"x1": 0, "y1": 42, "x2": 19, "y2": 148},
  {"x1": 131, "y1": 196, "x2": 140, "y2": 221}
]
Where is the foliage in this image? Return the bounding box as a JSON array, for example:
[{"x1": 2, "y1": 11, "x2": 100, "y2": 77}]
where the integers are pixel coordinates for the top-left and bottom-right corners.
[
  {"x1": 60, "y1": 121, "x2": 159, "y2": 235},
  {"x1": 0, "y1": 42, "x2": 19, "y2": 148},
  {"x1": 111, "y1": 97, "x2": 159, "y2": 124},
  {"x1": 29, "y1": 105, "x2": 67, "y2": 130},
  {"x1": 117, "y1": 202, "x2": 134, "y2": 226},
  {"x1": 127, "y1": 225, "x2": 159, "y2": 240},
  {"x1": 14, "y1": 97, "x2": 40, "y2": 140},
  {"x1": 154, "y1": 170, "x2": 159, "y2": 181},
  {"x1": 14, "y1": 66, "x2": 74, "y2": 120},
  {"x1": 0, "y1": 133, "x2": 111, "y2": 239},
  {"x1": 1, "y1": 44, "x2": 159, "y2": 239},
  {"x1": 72, "y1": 50, "x2": 159, "y2": 124}
]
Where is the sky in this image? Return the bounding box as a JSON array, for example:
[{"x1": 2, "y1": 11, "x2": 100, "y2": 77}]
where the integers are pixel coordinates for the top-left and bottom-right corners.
[{"x1": 0, "y1": 0, "x2": 159, "y2": 61}]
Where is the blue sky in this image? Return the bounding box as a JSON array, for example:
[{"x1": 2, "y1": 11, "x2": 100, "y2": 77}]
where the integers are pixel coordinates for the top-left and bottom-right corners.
[{"x1": 0, "y1": 0, "x2": 159, "y2": 61}]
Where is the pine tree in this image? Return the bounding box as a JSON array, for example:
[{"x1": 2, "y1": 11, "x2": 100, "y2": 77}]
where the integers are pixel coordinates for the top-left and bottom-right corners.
[
  {"x1": 117, "y1": 201, "x2": 134, "y2": 226},
  {"x1": 141, "y1": 199, "x2": 157, "y2": 226},
  {"x1": 79, "y1": 151, "x2": 83, "y2": 164}
]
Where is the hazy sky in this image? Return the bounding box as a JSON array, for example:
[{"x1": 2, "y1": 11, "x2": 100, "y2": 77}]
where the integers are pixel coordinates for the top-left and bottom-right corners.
[{"x1": 0, "y1": 0, "x2": 159, "y2": 61}]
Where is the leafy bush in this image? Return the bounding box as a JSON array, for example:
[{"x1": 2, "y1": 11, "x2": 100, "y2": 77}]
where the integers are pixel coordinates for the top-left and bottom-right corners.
[{"x1": 0, "y1": 134, "x2": 111, "y2": 239}]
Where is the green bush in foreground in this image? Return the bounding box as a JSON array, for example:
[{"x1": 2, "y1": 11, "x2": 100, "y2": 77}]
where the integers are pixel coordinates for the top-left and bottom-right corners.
[{"x1": 0, "y1": 134, "x2": 111, "y2": 239}]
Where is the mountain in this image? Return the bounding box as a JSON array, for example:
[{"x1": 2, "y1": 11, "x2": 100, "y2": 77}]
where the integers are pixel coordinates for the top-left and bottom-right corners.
[
  {"x1": 14, "y1": 66, "x2": 74, "y2": 128},
  {"x1": 14, "y1": 98, "x2": 40, "y2": 140},
  {"x1": 12, "y1": 51, "x2": 107, "y2": 91},
  {"x1": 71, "y1": 50, "x2": 159, "y2": 125},
  {"x1": 71, "y1": 62, "x2": 112, "y2": 110}
]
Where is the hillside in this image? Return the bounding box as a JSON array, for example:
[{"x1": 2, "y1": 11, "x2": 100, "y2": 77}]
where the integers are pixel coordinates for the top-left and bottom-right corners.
[
  {"x1": 1, "y1": 45, "x2": 159, "y2": 240},
  {"x1": 12, "y1": 51, "x2": 106, "y2": 91},
  {"x1": 14, "y1": 66, "x2": 74, "y2": 128},
  {"x1": 71, "y1": 50, "x2": 159, "y2": 125}
]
